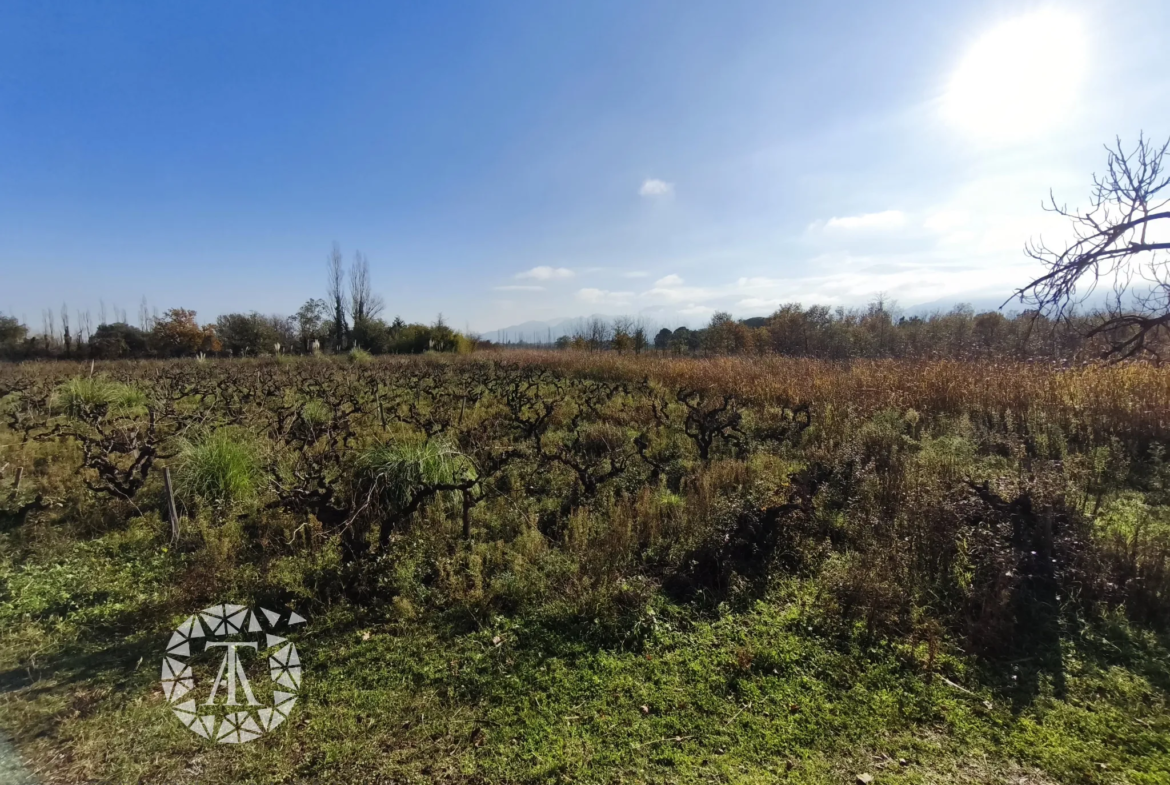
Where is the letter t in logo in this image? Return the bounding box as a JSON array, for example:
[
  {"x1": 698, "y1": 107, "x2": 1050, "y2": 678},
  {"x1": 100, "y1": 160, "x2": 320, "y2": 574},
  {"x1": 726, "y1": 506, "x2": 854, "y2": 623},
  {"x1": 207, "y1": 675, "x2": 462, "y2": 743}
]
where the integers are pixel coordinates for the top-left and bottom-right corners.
[{"x1": 204, "y1": 641, "x2": 260, "y2": 706}]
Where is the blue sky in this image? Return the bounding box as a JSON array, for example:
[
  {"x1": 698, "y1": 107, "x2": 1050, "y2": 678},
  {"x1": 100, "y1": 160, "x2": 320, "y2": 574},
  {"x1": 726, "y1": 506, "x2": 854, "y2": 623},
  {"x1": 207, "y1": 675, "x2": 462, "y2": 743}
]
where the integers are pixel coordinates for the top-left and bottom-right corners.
[{"x1": 2, "y1": 0, "x2": 1168, "y2": 332}]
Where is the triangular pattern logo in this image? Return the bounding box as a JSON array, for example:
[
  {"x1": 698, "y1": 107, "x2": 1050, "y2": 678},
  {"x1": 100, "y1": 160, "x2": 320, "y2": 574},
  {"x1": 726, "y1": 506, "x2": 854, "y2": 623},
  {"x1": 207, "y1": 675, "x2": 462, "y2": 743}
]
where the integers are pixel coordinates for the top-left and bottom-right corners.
[{"x1": 160, "y1": 604, "x2": 306, "y2": 744}]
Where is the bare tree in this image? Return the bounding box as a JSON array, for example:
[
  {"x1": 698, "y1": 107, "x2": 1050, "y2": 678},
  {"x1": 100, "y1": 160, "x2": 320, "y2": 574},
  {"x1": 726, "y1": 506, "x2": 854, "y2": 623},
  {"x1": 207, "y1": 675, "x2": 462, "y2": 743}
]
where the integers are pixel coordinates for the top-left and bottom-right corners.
[
  {"x1": 326, "y1": 242, "x2": 349, "y2": 351},
  {"x1": 349, "y1": 250, "x2": 384, "y2": 327},
  {"x1": 611, "y1": 316, "x2": 634, "y2": 354},
  {"x1": 61, "y1": 303, "x2": 71, "y2": 357},
  {"x1": 99, "y1": 300, "x2": 107, "y2": 326},
  {"x1": 1016, "y1": 135, "x2": 1170, "y2": 359},
  {"x1": 585, "y1": 317, "x2": 610, "y2": 352},
  {"x1": 632, "y1": 318, "x2": 648, "y2": 354},
  {"x1": 79, "y1": 309, "x2": 92, "y2": 345}
]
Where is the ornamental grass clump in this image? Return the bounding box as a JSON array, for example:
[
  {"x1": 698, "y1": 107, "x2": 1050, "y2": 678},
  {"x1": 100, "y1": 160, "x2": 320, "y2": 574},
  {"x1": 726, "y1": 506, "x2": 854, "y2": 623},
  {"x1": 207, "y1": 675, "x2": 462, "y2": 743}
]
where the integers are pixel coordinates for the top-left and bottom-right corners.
[
  {"x1": 355, "y1": 439, "x2": 475, "y2": 518},
  {"x1": 175, "y1": 428, "x2": 263, "y2": 509},
  {"x1": 54, "y1": 376, "x2": 146, "y2": 418},
  {"x1": 301, "y1": 398, "x2": 332, "y2": 427},
  {"x1": 348, "y1": 347, "x2": 373, "y2": 364}
]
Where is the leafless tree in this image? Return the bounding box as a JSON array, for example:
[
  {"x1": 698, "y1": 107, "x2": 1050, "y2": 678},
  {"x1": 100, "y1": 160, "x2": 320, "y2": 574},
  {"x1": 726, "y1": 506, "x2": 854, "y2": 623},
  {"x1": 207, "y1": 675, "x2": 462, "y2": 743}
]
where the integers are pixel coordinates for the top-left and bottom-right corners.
[
  {"x1": 79, "y1": 309, "x2": 92, "y2": 344},
  {"x1": 632, "y1": 318, "x2": 648, "y2": 354},
  {"x1": 1016, "y1": 134, "x2": 1170, "y2": 359},
  {"x1": 611, "y1": 316, "x2": 634, "y2": 353},
  {"x1": 349, "y1": 250, "x2": 384, "y2": 326},
  {"x1": 98, "y1": 300, "x2": 107, "y2": 326},
  {"x1": 139, "y1": 296, "x2": 150, "y2": 332},
  {"x1": 61, "y1": 303, "x2": 71, "y2": 357},
  {"x1": 326, "y1": 242, "x2": 349, "y2": 351},
  {"x1": 585, "y1": 317, "x2": 610, "y2": 352}
]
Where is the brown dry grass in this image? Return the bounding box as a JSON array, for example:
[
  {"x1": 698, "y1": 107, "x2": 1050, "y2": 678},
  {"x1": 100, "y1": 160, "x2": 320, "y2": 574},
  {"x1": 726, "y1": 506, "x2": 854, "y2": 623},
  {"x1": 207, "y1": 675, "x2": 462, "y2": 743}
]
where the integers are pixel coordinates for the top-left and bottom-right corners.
[{"x1": 494, "y1": 350, "x2": 1170, "y2": 439}]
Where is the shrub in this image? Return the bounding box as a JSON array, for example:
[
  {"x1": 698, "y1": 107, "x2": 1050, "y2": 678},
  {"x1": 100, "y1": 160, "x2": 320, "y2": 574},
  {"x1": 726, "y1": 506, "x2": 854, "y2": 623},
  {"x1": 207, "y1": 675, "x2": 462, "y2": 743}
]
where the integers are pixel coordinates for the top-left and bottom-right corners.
[
  {"x1": 1095, "y1": 493, "x2": 1170, "y2": 626},
  {"x1": 348, "y1": 347, "x2": 373, "y2": 364}
]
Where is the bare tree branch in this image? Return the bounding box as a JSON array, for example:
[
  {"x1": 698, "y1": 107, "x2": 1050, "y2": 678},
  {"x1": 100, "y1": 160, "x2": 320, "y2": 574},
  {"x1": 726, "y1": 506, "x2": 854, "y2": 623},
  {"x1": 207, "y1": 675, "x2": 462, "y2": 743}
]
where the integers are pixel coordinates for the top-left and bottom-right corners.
[{"x1": 1014, "y1": 134, "x2": 1170, "y2": 359}]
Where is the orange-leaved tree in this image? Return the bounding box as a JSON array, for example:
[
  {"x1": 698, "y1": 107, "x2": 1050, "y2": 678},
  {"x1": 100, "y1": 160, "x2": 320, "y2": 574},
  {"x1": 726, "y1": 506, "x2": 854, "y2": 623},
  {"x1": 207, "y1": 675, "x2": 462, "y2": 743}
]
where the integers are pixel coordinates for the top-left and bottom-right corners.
[{"x1": 150, "y1": 308, "x2": 222, "y2": 356}]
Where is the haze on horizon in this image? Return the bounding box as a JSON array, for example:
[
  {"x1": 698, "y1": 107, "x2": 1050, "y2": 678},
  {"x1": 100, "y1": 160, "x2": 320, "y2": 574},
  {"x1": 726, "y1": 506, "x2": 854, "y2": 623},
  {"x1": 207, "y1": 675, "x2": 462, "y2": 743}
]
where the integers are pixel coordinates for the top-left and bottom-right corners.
[{"x1": 2, "y1": 1, "x2": 1167, "y2": 333}]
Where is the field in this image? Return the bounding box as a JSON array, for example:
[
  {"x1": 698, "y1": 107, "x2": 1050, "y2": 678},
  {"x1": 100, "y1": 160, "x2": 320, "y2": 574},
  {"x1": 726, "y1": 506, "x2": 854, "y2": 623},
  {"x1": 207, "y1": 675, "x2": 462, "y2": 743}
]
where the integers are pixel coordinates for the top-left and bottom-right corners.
[{"x1": 1, "y1": 352, "x2": 1169, "y2": 784}]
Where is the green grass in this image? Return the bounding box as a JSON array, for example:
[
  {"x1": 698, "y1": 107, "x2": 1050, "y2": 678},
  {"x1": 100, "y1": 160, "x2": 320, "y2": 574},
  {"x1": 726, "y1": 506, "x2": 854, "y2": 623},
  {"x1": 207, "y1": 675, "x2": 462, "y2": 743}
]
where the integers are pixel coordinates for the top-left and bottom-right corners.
[
  {"x1": 301, "y1": 398, "x2": 332, "y2": 427},
  {"x1": 1, "y1": 518, "x2": 1167, "y2": 784},
  {"x1": 174, "y1": 429, "x2": 263, "y2": 508},
  {"x1": 5, "y1": 357, "x2": 1170, "y2": 784},
  {"x1": 53, "y1": 376, "x2": 146, "y2": 418},
  {"x1": 356, "y1": 439, "x2": 475, "y2": 513}
]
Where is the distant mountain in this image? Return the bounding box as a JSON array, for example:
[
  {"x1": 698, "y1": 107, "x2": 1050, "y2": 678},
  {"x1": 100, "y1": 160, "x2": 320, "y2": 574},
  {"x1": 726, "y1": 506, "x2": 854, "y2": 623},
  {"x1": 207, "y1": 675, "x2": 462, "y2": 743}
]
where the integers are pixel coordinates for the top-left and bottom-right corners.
[
  {"x1": 902, "y1": 293, "x2": 1020, "y2": 318},
  {"x1": 481, "y1": 314, "x2": 677, "y2": 344},
  {"x1": 903, "y1": 287, "x2": 1122, "y2": 319},
  {"x1": 481, "y1": 316, "x2": 612, "y2": 344},
  {"x1": 479, "y1": 319, "x2": 568, "y2": 344}
]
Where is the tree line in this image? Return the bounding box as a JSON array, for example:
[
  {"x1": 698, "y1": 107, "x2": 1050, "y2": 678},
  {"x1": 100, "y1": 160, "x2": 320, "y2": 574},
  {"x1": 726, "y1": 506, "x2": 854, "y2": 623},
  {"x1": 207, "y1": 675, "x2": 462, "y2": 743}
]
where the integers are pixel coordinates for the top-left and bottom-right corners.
[
  {"x1": 0, "y1": 243, "x2": 474, "y2": 360},
  {"x1": 545, "y1": 300, "x2": 1146, "y2": 360},
  {"x1": 0, "y1": 293, "x2": 1160, "y2": 364}
]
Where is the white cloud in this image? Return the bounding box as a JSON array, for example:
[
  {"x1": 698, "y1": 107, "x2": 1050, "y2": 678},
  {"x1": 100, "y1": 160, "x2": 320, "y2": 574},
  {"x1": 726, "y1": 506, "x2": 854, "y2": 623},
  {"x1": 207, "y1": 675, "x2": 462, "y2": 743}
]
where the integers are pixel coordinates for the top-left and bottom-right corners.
[
  {"x1": 645, "y1": 286, "x2": 709, "y2": 304},
  {"x1": 493, "y1": 285, "x2": 545, "y2": 292},
  {"x1": 639, "y1": 178, "x2": 674, "y2": 197},
  {"x1": 517, "y1": 266, "x2": 574, "y2": 280},
  {"x1": 735, "y1": 276, "x2": 784, "y2": 289},
  {"x1": 737, "y1": 297, "x2": 783, "y2": 310},
  {"x1": 818, "y1": 210, "x2": 907, "y2": 232},
  {"x1": 936, "y1": 229, "x2": 978, "y2": 247},
  {"x1": 644, "y1": 275, "x2": 723, "y2": 304},
  {"x1": 923, "y1": 210, "x2": 969, "y2": 233},
  {"x1": 577, "y1": 288, "x2": 634, "y2": 305},
  {"x1": 622, "y1": 271, "x2": 650, "y2": 278},
  {"x1": 679, "y1": 304, "x2": 715, "y2": 317}
]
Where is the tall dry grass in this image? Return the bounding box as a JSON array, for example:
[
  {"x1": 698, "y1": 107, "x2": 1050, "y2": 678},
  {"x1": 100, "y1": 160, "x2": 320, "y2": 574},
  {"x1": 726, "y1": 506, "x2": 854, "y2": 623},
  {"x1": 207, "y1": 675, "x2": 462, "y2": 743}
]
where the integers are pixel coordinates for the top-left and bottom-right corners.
[{"x1": 494, "y1": 351, "x2": 1170, "y2": 440}]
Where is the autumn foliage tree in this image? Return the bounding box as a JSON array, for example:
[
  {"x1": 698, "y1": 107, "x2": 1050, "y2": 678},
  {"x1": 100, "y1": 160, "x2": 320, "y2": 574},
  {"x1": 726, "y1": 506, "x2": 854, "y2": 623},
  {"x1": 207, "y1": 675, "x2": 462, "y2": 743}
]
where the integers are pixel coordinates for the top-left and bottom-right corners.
[{"x1": 150, "y1": 308, "x2": 221, "y2": 356}]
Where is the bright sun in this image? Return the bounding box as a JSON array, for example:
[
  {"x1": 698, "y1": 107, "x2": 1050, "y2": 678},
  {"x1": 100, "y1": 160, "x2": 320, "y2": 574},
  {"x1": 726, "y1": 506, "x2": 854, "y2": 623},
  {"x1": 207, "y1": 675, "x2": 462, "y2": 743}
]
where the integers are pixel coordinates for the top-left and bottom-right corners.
[{"x1": 943, "y1": 9, "x2": 1087, "y2": 143}]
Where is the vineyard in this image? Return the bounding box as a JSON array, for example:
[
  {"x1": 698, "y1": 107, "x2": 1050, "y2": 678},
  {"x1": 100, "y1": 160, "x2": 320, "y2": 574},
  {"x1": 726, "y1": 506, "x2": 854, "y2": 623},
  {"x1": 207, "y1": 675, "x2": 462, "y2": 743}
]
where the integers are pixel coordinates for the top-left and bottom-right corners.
[{"x1": 1, "y1": 353, "x2": 1169, "y2": 783}]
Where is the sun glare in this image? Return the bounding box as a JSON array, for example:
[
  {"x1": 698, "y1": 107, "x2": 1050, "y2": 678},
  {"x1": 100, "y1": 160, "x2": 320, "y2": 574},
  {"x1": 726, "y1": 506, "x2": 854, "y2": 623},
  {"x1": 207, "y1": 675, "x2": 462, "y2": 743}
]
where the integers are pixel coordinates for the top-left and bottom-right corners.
[{"x1": 943, "y1": 9, "x2": 1087, "y2": 143}]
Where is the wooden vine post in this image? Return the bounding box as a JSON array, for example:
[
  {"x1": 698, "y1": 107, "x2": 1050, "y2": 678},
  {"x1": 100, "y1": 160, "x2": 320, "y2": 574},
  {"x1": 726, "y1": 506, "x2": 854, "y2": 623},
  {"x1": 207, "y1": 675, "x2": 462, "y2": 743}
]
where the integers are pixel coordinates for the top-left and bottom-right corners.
[{"x1": 163, "y1": 467, "x2": 180, "y2": 544}]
